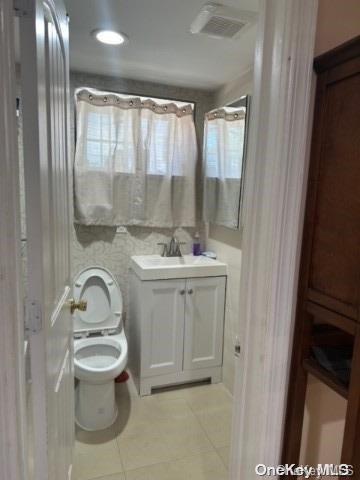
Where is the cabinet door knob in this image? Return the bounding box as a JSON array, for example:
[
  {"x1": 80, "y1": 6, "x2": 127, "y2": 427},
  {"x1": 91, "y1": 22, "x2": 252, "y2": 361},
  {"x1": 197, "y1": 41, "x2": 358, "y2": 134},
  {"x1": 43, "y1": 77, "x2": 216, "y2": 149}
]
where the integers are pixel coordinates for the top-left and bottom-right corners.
[
  {"x1": 180, "y1": 289, "x2": 185, "y2": 295},
  {"x1": 188, "y1": 289, "x2": 193, "y2": 295}
]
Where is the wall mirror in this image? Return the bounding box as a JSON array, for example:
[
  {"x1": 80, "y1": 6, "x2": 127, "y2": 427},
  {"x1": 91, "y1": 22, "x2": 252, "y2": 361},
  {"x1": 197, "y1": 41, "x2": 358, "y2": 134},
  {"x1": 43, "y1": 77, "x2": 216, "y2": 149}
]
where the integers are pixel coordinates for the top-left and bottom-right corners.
[{"x1": 203, "y1": 95, "x2": 250, "y2": 229}]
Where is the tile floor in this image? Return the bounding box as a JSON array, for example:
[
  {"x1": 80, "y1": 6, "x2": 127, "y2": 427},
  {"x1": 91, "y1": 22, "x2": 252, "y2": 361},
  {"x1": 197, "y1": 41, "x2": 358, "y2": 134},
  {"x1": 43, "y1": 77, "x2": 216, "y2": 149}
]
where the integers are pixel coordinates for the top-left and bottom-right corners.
[{"x1": 73, "y1": 377, "x2": 233, "y2": 480}]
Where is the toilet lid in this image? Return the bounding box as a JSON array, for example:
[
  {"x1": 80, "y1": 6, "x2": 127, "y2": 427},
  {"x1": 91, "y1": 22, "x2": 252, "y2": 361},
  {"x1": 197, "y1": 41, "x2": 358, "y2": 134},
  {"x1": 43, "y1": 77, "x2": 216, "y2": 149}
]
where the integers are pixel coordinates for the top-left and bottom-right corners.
[{"x1": 72, "y1": 267, "x2": 123, "y2": 334}]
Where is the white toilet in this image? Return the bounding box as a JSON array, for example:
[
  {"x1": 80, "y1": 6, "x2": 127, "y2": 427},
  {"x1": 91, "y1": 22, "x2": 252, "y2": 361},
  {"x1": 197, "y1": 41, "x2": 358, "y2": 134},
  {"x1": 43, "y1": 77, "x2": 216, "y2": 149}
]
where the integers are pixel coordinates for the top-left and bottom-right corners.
[{"x1": 73, "y1": 266, "x2": 128, "y2": 431}]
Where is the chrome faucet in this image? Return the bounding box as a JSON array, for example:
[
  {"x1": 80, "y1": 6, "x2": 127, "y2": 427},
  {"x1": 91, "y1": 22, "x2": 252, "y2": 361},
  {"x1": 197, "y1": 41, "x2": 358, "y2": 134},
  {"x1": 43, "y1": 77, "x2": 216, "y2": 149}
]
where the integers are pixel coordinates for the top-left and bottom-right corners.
[
  {"x1": 168, "y1": 236, "x2": 183, "y2": 257},
  {"x1": 157, "y1": 241, "x2": 169, "y2": 257},
  {"x1": 157, "y1": 236, "x2": 186, "y2": 257}
]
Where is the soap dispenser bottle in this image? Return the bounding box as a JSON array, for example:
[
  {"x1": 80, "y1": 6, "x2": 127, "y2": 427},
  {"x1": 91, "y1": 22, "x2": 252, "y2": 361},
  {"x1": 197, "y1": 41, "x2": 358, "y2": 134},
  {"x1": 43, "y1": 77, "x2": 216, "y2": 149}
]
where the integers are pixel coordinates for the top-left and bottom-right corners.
[{"x1": 192, "y1": 232, "x2": 201, "y2": 256}]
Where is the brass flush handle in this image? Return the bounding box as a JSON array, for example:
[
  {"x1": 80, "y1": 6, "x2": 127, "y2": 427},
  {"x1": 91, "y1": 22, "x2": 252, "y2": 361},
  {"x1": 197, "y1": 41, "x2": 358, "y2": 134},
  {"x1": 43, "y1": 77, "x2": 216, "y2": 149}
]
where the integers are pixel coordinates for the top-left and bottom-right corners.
[{"x1": 69, "y1": 299, "x2": 87, "y2": 314}]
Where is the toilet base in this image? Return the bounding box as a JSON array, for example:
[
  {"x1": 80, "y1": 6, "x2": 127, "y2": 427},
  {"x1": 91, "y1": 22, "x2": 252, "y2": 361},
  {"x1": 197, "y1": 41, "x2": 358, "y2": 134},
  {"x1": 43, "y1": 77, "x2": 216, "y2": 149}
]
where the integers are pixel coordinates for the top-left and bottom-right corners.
[{"x1": 75, "y1": 380, "x2": 118, "y2": 431}]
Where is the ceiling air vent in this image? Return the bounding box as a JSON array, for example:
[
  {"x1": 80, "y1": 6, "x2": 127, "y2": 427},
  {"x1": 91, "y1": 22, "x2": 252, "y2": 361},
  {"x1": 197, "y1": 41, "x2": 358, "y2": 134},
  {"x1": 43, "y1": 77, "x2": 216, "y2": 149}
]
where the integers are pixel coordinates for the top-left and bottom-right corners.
[{"x1": 190, "y1": 3, "x2": 257, "y2": 40}]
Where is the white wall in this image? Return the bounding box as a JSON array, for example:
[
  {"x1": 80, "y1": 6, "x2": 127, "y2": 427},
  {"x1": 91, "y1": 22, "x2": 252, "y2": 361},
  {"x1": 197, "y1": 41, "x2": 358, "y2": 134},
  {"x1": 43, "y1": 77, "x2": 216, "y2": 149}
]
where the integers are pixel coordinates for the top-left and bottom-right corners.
[
  {"x1": 300, "y1": 376, "x2": 346, "y2": 474},
  {"x1": 206, "y1": 69, "x2": 253, "y2": 394},
  {"x1": 213, "y1": 69, "x2": 253, "y2": 108},
  {"x1": 206, "y1": 237, "x2": 242, "y2": 393},
  {"x1": 315, "y1": 0, "x2": 360, "y2": 56}
]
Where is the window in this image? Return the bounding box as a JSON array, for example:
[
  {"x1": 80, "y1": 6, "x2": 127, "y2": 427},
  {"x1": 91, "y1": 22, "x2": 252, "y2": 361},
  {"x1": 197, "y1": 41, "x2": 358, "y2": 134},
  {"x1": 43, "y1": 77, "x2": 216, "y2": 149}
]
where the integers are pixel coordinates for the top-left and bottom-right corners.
[
  {"x1": 74, "y1": 88, "x2": 197, "y2": 227},
  {"x1": 82, "y1": 94, "x2": 194, "y2": 176},
  {"x1": 84, "y1": 110, "x2": 136, "y2": 173}
]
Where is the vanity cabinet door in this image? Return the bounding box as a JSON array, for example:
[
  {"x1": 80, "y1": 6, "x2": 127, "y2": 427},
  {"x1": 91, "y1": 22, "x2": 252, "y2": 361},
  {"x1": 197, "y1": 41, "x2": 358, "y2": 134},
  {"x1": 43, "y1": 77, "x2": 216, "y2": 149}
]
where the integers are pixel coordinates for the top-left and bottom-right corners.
[
  {"x1": 183, "y1": 277, "x2": 226, "y2": 370},
  {"x1": 141, "y1": 279, "x2": 186, "y2": 377}
]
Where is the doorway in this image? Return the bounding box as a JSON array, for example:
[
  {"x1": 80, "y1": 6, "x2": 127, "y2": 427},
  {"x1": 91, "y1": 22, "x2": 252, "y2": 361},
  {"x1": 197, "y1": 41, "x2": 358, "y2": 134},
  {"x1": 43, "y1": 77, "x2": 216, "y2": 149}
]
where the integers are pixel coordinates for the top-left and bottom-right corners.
[{"x1": 2, "y1": 0, "x2": 318, "y2": 480}]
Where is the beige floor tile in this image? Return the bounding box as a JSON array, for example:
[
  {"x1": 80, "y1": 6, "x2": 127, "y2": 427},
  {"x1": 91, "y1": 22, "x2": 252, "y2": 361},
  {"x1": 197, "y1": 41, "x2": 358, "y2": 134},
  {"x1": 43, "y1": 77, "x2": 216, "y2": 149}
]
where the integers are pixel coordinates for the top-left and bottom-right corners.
[
  {"x1": 94, "y1": 475, "x2": 125, "y2": 480},
  {"x1": 113, "y1": 400, "x2": 154, "y2": 439},
  {"x1": 184, "y1": 385, "x2": 233, "y2": 414},
  {"x1": 74, "y1": 383, "x2": 233, "y2": 478},
  {"x1": 117, "y1": 411, "x2": 213, "y2": 470},
  {"x1": 154, "y1": 397, "x2": 198, "y2": 420},
  {"x1": 161, "y1": 428, "x2": 214, "y2": 461},
  {"x1": 195, "y1": 404, "x2": 233, "y2": 448},
  {"x1": 115, "y1": 397, "x2": 197, "y2": 439},
  {"x1": 170, "y1": 451, "x2": 228, "y2": 480},
  {"x1": 117, "y1": 431, "x2": 173, "y2": 471},
  {"x1": 125, "y1": 462, "x2": 170, "y2": 480},
  {"x1": 113, "y1": 394, "x2": 164, "y2": 438},
  {"x1": 155, "y1": 413, "x2": 207, "y2": 437},
  {"x1": 217, "y1": 446, "x2": 230, "y2": 469},
  {"x1": 75, "y1": 426, "x2": 119, "y2": 457},
  {"x1": 73, "y1": 450, "x2": 124, "y2": 480},
  {"x1": 125, "y1": 451, "x2": 228, "y2": 480},
  {"x1": 156, "y1": 383, "x2": 232, "y2": 410}
]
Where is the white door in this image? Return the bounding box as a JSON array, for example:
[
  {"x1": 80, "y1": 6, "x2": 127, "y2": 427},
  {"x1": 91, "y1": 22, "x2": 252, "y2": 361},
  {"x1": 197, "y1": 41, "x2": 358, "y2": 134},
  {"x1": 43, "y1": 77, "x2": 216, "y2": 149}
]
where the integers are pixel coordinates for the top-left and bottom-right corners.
[
  {"x1": 20, "y1": 1, "x2": 73, "y2": 479},
  {"x1": 183, "y1": 277, "x2": 226, "y2": 370},
  {"x1": 141, "y1": 279, "x2": 185, "y2": 377}
]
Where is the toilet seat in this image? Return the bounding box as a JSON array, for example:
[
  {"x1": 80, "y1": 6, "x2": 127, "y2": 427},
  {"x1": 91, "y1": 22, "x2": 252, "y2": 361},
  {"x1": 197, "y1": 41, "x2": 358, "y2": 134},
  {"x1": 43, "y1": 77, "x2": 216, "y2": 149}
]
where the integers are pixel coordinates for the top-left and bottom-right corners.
[
  {"x1": 73, "y1": 267, "x2": 123, "y2": 335},
  {"x1": 74, "y1": 331, "x2": 128, "y2": 384}
]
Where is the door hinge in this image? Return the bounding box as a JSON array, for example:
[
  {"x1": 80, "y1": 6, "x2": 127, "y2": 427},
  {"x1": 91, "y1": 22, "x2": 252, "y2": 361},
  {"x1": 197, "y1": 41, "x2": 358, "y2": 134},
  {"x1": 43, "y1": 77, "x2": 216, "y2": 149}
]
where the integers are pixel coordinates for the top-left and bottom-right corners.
[
  {"x1": 25, "y1": 299, "x2": 42, "y2": 335},
  {"x1": 13, "y1": 0, "x2": 33, "y2": 17}
]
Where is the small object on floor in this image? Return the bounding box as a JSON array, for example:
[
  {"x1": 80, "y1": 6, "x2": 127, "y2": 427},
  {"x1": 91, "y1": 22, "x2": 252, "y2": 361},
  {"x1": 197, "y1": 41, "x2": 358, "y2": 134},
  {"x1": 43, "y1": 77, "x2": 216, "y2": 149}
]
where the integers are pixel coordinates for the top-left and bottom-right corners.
[{"x1": 115, "y1": 370, "x2": 129, "y2": 383}]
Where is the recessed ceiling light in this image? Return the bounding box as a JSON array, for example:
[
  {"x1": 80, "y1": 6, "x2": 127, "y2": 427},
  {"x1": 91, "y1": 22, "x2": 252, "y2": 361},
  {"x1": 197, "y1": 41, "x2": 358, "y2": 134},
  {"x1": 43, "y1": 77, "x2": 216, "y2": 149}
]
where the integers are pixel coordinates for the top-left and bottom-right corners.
[{"x1": 92, "y1": 29, "x2": 127, "y2": 46}]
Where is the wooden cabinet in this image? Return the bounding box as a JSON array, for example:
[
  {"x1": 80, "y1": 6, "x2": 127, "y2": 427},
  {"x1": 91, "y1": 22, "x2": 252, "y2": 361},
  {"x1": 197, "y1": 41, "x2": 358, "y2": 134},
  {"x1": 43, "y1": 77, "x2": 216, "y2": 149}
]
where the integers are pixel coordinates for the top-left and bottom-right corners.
[
  {"x1": 282, "y1": 37, "x2": 360, "y2": 475},
  {"x1": 129, "y1": 273, "x2": 226, "y2": 395}
]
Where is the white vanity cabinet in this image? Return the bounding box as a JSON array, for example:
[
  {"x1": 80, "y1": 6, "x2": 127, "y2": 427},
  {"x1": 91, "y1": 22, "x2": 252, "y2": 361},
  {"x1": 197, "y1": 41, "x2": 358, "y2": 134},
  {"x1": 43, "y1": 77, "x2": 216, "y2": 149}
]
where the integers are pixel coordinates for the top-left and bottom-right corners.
[
  {"x1": 183, "y1": 277, "x2": 226, "y2": 370},
  {"x1": 129, "y1": 272, "x2": 226, "y2": 396},
  {"x1": 140, "y1": 278, "x2": 185, "y2": 378}
]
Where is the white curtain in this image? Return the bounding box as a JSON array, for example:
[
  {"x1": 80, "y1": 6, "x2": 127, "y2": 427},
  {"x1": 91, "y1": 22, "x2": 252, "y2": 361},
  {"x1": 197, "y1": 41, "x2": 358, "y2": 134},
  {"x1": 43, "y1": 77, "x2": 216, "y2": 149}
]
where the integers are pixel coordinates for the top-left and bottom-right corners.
[
  {"x1": 74, "y1": 89, "x2": 197, "y2": 227},
  {"x1": 203, "y1": 109, "x2": 246, "y2": 229}
]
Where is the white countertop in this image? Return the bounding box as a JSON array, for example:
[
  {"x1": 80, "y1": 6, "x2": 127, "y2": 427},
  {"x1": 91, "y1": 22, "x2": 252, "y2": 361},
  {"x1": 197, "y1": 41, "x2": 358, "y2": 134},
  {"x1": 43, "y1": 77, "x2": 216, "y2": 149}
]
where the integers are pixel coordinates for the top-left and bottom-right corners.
[{"x1": 131, "y1": 254, "x2": 227, "y2": 280}]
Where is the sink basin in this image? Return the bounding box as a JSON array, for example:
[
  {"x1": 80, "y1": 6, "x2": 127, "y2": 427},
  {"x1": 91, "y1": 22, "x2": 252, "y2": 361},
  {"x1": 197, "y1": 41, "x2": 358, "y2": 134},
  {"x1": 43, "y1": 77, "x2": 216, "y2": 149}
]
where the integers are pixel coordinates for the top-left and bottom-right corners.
[{"x1": 131, "y1": 254, "x2": 227, "y2": 280}]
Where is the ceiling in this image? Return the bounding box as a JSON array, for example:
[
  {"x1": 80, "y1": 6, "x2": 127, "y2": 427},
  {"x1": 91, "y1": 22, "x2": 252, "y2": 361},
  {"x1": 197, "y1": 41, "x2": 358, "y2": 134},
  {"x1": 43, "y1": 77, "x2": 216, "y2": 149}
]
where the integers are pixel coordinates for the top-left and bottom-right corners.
[{"x1": 64, "y1": 0, "x2": 258, "y2": 90}]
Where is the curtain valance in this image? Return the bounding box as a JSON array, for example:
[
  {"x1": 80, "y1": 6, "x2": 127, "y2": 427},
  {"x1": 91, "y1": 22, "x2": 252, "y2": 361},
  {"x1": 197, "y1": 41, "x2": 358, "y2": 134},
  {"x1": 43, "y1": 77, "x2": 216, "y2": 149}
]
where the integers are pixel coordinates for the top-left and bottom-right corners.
[
  {"x1": 76, "y1": 88, "x2": 194, "y2": 117},
  {"x1": 205, "y1": 108, "x2": 246, "y2": 122}
]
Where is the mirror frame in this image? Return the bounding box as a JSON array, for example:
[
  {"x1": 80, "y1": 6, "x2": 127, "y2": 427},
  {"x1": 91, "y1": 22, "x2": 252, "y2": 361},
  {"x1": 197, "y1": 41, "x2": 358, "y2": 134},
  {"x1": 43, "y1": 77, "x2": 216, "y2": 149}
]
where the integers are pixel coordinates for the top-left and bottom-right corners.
[
  {"x1": 204, "y1": 94, "x2": 251, "y2": 230},
  {"x1": 234, "y1": 95, "x2": 251, "y2": 230}
]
